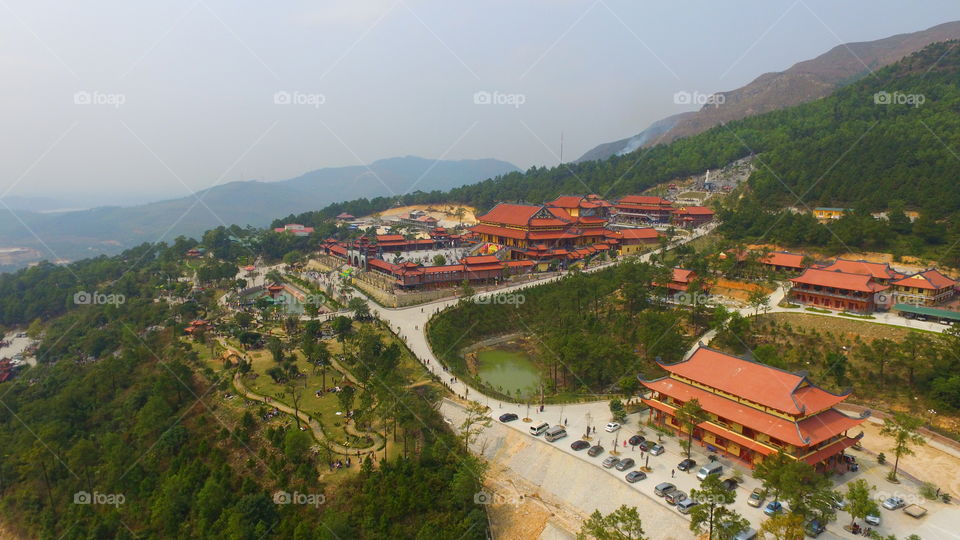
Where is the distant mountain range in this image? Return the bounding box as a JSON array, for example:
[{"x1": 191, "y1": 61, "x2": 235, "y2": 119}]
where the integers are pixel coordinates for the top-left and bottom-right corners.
[
  {"x1": 577, "y1": 20, "x2": 960, "y2": 162},
  {"x1": 0, "y1": 156, "x2": 517, "y2": 267}
]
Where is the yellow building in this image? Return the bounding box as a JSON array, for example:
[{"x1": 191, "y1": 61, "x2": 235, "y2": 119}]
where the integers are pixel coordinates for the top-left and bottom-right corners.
[{"x1": 813, "y1": 207, "x2": 849, "y2": 221}]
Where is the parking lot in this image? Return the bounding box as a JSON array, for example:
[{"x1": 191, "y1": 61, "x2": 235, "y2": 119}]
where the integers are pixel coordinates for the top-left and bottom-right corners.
[{"x1": 447, "y1": 399, "x2": 958, "y2": 540}]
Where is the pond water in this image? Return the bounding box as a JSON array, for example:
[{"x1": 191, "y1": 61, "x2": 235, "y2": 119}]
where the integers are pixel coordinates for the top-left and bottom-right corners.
[
  {"x1": 475, "y1": 348, "x2": 542, "y2": 399},
  {"x1": 241, "y1": 289, "x2": 304, "y2": 315}
]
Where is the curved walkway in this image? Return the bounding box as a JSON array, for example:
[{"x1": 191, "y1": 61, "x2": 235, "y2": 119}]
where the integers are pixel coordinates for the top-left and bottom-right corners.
[{"x1": 221, "y1": 339, "x2": 384, "y2": 456}]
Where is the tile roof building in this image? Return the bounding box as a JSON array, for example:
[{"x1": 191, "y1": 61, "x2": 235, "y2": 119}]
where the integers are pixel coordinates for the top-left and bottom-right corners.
[
  {"x1": 891, "y1": 269, "x2": 958, "y2": 307},
  {"x1": 640, "y1": 346, "x2": 867, "y2": 471},
  {"x1": 789, "y1": 268, "x2": 890, "y2": 313}
]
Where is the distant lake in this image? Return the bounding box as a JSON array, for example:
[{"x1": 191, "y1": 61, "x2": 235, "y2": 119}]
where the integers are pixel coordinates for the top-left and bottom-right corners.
[{"x1": 476, "y1": 348, "x2": 541, "y2": 399}]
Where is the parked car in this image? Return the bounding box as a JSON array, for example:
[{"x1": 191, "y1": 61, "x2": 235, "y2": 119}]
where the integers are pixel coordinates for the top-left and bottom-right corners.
[
  {"x1": 677, "y1": 458, "x2": 697, "y2": 471},
  {"x1": 605, "y1": 422, "x2": 621, "y2": 433},
  {"x1": 865, "y1": 513, "x2": 881, "y2": 526},
  {"x1": 654, "y1": 482, "x2": 677, "y2": 497},
  {"x1": 665, "y1": 490, "x2": 687, "y2": 505},
  {"x1": 570, "y1": 440, "x2": 590, "y2": 451},
  {"x1": 804, "y1": 519, "x2": 826, "y2": 537},
  {"x1": 830, "y1": 493, "x2": 847, "y2": 510},
  {"x1": 882, "y1": 496, "x2": 906, "y2": 510},
  {"x1": 638, "y1": 440, "x2": 652, "y2": 452},
  {"x1": 625, "y1": 471, "x2": 647, "y2": 483},
  {"x1": 588, "y1": 445, "x2": 605, "y2": 457},
  {"x1": 628, "y1": 435, "x2": 644, "y2": 446},
  {"x1": 602, "y1": 456, "x2": 621, "y2": 469},
  {"x1": 498, "y1": 413, "x2": 518, "y2": 423},
  {"x1": 764, "y1": 501, "x2": 784, "y2": 516},
  {"x1": 720, "y1": 478, "x2": 739, "y2": 491},
  {"x1": 677, "y1": 498, "x2": 699, "y2": 514},
  {"x1": 747, "y1": 488, "x2": 766, "y2": 508},
  {"x1": 649, "y1": 444, "x2": 665, "y2": 455},
  {"x1": 615, "y1": 458, "x2": 635, "y2": 471}
]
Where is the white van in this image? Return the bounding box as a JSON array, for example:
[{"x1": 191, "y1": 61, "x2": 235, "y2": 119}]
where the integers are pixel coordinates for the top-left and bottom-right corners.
[
  {"x1": 530, "y1": 422, "x2": 549, "y2": 436},
  {"x1": 696, "y1": 462, "x2": 723, "y2": 481},
  {"x1": 544, "y1": 425, "x2": 567, "y2": 442}
]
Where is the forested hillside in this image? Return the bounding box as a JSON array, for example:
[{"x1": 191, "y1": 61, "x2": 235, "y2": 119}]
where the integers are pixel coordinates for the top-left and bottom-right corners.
[{"x1": 0, "y1": 242, "x2": 486, "y2": 539}]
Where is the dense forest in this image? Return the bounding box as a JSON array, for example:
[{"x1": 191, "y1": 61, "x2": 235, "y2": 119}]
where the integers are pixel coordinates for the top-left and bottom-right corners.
[
  {"x1": 427, "y1": 261, "x2": 694, "y2": 397},
  {"x1": 0, "y1": 255, "x2": 486, "y2": 539}
]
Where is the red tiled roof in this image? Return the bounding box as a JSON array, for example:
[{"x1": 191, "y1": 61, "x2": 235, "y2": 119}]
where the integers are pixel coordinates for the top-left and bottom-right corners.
[
  {"x1": 470, "y1": 224, "x2": 528, "y2": 240},
  {"x1": 892, "y1": 269, "x2": 957, "y2": 290},
  {"x1": 800, "y1": 436, "x2": 860, "y2": 465},
  {"x1": 478, "y1": 203, "x2": 570, "y2": 227},
  {"x1": 816, "y1": 259, "x2": 904, "y2": 280},
  {"x1": 376, "y1": 234, "x2": 405, "y2": 243},
  {"x1": 620, "y1": 228, "x2": 660, "y2": 240},
  {"x1": 462, "y1": 255, "x2": 500, "y2": 265},
  {"x1": 761, "y1": 251, "x2": 805, "y2": 269},
  {"x1": 673, "y1": 206, "x2": 715, "y2": 216},
  {"x1": 546, "y1": 195, "x2": 583, "y2": 208},
  {"x1": 791, "y1": 268, "x2": 889, "y2": 293},
  {"x1": 658, "y1": 347, "x2": 850, "y2": 416},
  {"x1": 618, "y1": 195, "x2": 672, "y2": 206},
  {"x1": 673, "y1": 268, "x2": 695, "y2": 283},
  {"x1": 642, "y1": 376, "x2": 863, "y2": 447},
  {"x1": 505, "y1": 260, "x2": 535, "y2": 267},
  {"x1": 423, "y1": 264, "x2": 464, "y2": 273},
  {"x1": 368, "y1": 259, "x2": 399, "y2": 273}
]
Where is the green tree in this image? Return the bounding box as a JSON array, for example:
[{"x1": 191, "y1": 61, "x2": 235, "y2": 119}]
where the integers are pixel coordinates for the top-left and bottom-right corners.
[
  {"x1": 758, "y1": 512, "x2": 804, "y2": 540},
  {"x1": 577, "y1": 504, "x2": 648, "y2": 540},
  {"x1": 845, "y1": 479, "x2": 879, "y2": 529},
  {"x1": 689, "y1": 475, "x2": 749, "y2": 540},
  {"x1": 879, "y1": 413, "x2": 925, "y2": 482},
  {"x1": 675, "y1": 399, "x2": 706, "y2": 458}
]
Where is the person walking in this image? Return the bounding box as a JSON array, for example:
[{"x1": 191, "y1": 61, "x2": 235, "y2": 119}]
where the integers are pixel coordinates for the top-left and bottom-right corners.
[{"x1": 671, "y1": 469, "x2": 675, "y2": 478}]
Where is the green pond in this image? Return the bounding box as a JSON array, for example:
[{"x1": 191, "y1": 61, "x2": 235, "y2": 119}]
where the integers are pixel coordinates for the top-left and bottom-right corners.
[
  {"x1": 243, "y1": 290, "x2": 305, "y2": 315},
  {"x1": 475, "y1": 348, "x2": 542, "y2": 398}
]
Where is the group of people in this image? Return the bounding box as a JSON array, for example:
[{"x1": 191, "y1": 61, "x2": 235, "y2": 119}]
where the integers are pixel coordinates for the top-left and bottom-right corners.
[{"x1": 329, "y1": 457, "x2": 353, "y2": 470}]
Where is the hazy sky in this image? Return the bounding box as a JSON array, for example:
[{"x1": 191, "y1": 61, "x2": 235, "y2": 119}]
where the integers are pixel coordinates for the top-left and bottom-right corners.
[{"x1": 2, "y1": 1, "x2": 959, "y2": 206}]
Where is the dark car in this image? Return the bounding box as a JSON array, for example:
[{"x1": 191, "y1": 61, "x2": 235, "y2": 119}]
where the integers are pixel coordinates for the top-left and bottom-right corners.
[
  {"x1": 625, "y1": 471, "x2": 647, "y2": 483},
  {"x1": 615, "y1": 458, "x2": 636, "y2": 471},
  {"x1": 587, "y1": 445, "x2": 605, "y2": 457},
  {"x1": 628, "y1": 435, "x2": 644, "y2": 446},
  {"x1": 570, "y1": 440, "x2": 590, "y2": 451},
  {"x1": 677, "y1": 458, "x2": 697, "y2": 471},
  {"x1": 804, "y1": 519, "x2": 826, "y2": 537},
  {"x1": 721, "y1": 478, "x2": 739, "y2": 491},
  {"x1": 498, "y1": 413, "x2": 519, "y2": 423},
  {"x1": 638, "y1": 440, "x2": 652, "y2": 452}
]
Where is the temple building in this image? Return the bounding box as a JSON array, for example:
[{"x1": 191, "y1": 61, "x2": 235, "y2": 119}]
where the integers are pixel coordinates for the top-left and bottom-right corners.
[
  {"x1": 613, "y1": 195, "x2": 675, "y2": 225},
  {"x1": 470, "y1": 203, "x2": 610, "y2": 253},
  {"x1": 814, "y1": 259, "x2": 905, "y2": 285},
  {"x1": 760, "y1": 251, "x2": 806, "y2": 273},
  {"x1": 672, "y1": 206, "x2": 715, "y2": 228},
  {"x1": 640, "y1": 346, "x2": 867, "y2": 472},
  {"x1": 789, "y1": 268, "x2": 890, "y2": 313},
  {"x1": 891, "y1": 269, "x2": 958, "y2": 307}
]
